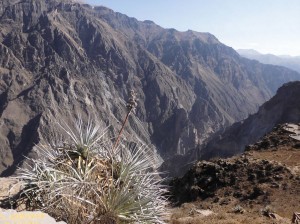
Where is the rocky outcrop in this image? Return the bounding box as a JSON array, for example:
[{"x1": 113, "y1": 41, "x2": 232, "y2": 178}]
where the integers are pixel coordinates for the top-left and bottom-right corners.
[
  {"x1": 170, "y1": 157, "x2": 293, "y2": 204},
  {"x1": 245, "y1": 123, "x2": 300, "y2": 152},
  {"x1": 0, "y1": 0, "x2": 300, "y2": 175}
]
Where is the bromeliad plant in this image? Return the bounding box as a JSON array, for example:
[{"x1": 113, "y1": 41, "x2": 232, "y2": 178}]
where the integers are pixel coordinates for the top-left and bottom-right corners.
[{"x1": 17, "y1": 92, "x2": 168, "y2": 223}]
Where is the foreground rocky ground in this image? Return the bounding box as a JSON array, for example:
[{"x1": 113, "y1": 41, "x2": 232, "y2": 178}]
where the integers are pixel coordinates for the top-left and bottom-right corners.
[{"x1": 169, "y1": 123, "x2": 300, "y2": 224}]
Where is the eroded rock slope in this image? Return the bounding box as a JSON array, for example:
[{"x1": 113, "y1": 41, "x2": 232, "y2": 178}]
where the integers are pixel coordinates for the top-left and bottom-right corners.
[{"x1": 0, "y1": 0, "x2": 300, "y2": 175}]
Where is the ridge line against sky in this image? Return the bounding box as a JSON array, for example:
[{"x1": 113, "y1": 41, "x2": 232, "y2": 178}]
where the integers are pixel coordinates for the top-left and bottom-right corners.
[{"x1": 84, "y1": 0, "x2": 300, "y2": 56}]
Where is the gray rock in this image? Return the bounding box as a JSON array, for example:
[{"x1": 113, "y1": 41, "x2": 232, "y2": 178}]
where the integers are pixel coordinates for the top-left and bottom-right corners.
[
  {"x1": 0, "y1": 209, "x2": 66, "y2": 224},
  {"x1": 0, "y1": 178, "x2": 24, "y2": 201}
]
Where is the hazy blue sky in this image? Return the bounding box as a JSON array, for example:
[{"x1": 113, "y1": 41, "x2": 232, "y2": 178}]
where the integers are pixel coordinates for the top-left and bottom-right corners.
[{"x1": 84, "y1": 0, "x2": 300, "y2": 56}]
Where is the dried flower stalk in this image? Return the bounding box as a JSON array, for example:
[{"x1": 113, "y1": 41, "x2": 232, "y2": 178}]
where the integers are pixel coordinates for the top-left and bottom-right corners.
[{"x1": 113, "y1": 90, "x2": 137, "y2": 150}]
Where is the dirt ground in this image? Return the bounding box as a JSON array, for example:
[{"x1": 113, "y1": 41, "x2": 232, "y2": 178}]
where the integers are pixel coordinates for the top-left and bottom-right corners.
[{"x1": 169, "y1": 124, "x2": 300, "y2": 224}]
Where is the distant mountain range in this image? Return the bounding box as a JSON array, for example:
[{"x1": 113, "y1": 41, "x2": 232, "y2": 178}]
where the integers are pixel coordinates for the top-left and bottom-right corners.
[
  {"x1": 1, "y1": 0, "x2": 300, "y2": 175},
  {"x1": 237, "y1": 49, "x2": 300, "y2": 73}
]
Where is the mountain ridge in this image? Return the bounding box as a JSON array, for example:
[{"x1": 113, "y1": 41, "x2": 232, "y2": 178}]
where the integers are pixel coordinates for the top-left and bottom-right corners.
[
  {"x1": 0, "y1": 0, "x2": 300, "y2": 175},
  {"x1": 237, "y1": 49, "x2": 300, "y2": 73},
  {"x1": 201, "y1": 81, "x2": 300, "y2": 159}
]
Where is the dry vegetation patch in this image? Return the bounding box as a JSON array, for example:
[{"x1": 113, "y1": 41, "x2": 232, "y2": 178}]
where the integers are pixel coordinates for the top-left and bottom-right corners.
[{"x1": 169, "y1": 124, "x2": 300, "y2": 223}]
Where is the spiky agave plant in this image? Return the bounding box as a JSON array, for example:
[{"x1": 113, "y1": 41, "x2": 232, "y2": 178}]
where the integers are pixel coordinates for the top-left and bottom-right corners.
[{"x1": 17, "y1": 117, "x2": 168, "y2": 223}]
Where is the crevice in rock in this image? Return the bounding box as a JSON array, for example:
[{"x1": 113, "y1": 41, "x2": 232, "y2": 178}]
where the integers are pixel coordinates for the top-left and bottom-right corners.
[{"x1": 0, "y1": 89, "x2": 9, "y2": 117}]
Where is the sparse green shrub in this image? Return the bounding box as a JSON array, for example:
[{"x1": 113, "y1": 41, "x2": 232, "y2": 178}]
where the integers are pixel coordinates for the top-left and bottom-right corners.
[{"x1": 17, "y1": 117, "x2": 168, "y2": 223}]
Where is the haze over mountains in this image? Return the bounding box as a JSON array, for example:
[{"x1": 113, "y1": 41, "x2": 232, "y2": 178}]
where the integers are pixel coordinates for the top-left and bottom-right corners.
[
  {"x1": 0, "y1": 0, "x2": 300, "y2": 175},
  {"x1": 237, "y1": 49, "x2": 300, "y2": 73}
]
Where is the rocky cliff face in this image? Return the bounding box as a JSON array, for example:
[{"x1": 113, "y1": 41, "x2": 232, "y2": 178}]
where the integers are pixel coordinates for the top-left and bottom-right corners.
[
  {"x1": 0, "y1": 0, "x2": 300, "y2": 175},
  {"x1": 201, "y1": 81, "x2": 300, "y2": 159}
]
